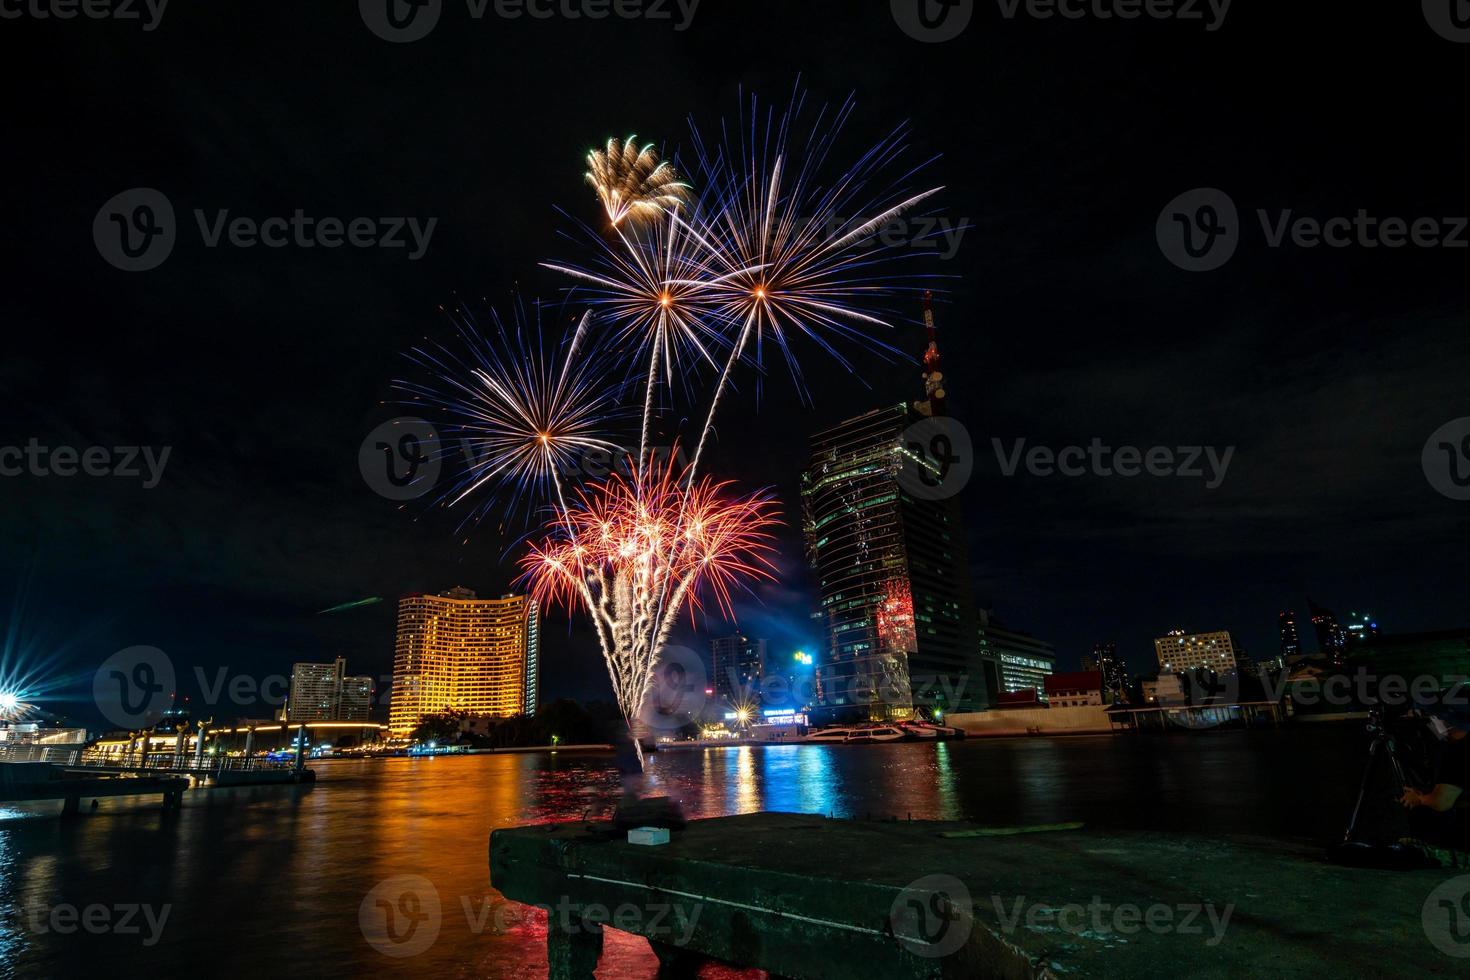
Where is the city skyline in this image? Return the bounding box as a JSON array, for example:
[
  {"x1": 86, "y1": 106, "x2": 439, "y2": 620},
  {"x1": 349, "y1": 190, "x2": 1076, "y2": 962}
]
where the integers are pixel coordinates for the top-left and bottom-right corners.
[{"x1": 3, "y1": 4, "x2": 1467, "y2": 731}]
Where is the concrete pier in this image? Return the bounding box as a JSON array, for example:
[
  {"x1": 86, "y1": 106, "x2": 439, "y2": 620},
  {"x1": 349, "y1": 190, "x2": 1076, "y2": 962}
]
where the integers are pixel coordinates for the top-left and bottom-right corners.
[{"x1": 490, "y1": 812, "x2": 1457, "y2": 978}]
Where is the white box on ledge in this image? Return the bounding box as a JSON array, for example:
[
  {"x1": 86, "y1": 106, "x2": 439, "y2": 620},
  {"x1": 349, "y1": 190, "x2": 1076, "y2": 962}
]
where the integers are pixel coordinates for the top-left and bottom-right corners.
[{"x1": 627, "y1": 826, "x2": 670, "y2": 846}]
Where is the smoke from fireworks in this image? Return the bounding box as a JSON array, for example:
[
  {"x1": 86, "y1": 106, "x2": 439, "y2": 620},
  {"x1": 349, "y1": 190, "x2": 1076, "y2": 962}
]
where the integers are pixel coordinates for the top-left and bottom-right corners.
[{"x1": 585, "y1": 136, "x2": 691, "y2": 227}]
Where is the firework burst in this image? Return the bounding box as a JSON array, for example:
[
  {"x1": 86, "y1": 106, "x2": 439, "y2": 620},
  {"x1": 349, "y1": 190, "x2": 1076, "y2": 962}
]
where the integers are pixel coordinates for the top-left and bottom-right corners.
[
  {"x1": 679, "y1": 87, "x2": 945, "y2": 471},
  {"x1": 397, "y1": 88, "x2": 949, "y2": 769},
  {"x1": 585, "y1": 136, "x2": 691, "y2": 227},
  {"x1": 520, "y1": 453, "x2": 779, "y2": 760},
  {"x1": 393, "y1": 301, "x2": 625, "y2": 528}
]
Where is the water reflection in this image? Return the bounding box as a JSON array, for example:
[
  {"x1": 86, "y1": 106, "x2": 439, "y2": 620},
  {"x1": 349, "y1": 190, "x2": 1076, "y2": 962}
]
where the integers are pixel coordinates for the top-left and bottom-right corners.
[{"x1": 0, "y1": 730, "x2": 1369, "y2": 979}]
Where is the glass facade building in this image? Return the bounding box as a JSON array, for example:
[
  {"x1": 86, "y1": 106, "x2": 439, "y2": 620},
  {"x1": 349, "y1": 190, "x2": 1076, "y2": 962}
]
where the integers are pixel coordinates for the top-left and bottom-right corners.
[{"x1": 801, "y1": 402, "x2": 986, "y2": 721}]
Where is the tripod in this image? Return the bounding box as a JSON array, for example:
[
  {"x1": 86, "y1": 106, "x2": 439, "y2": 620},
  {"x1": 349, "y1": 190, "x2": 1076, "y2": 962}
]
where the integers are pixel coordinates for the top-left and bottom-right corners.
[{"x1": 1329, "y1": 710, "x2": 1439, "y2": 869}]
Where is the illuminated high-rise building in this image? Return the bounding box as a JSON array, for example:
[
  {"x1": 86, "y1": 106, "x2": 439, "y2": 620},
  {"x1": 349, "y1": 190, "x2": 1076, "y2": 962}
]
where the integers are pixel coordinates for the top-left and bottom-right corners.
[
  {"x1": 711, "y1": 634, "x2": 766, "y2": 707},
  {"x1": 1278, "y1": 610, "x2": 1302, "y2": 660},
  {"x1": 1154, "y1": 629, "x2": 1239, "y2": 673},
  {"x1": 1082, "y1": 641, "x2": 1127, "y2": 703},
  {"x1": 800, "y1": 296, "x2": 987, "y2": 721},
  {"x1": 388, "y1": 587, "x2": 539, "y2": 735},
  {"x1": 1308, "y1": 599, "x2": 1348, "y2": 666},
  {"x1": 287, "y1": 657, "x2": 375, "y2": 722}
]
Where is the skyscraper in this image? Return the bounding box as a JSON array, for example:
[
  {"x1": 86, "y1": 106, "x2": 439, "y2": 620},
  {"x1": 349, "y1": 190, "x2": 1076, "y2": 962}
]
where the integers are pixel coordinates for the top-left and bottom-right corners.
[
  {"x1": 388, "y1": 587, "x2": 540, "y2": 735},
  {"x1": 711, "y1": 634, "x2": 767, "y2": 707},
  {"x1": 1308, "y1": 599, "x2": 1348, "y2": 666},
  {"x1": 1082, "y1": 641, "x2": 1128, "y2": 703},
  {"x1": 287, "y1": 657, "x2": 375, "y2": 722},
  {"x1": 1278, "y1": 610, "x2": 1302, "y2": 660},
  {"x1": 800, "y1": 297, "x2": 986, "y2": 721}
]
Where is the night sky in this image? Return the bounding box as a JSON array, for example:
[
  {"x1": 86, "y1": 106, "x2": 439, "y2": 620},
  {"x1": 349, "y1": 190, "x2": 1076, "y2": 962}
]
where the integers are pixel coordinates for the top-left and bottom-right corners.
[{"x1": 3, "y1": 2, "x2": 1467, "y2": 728}]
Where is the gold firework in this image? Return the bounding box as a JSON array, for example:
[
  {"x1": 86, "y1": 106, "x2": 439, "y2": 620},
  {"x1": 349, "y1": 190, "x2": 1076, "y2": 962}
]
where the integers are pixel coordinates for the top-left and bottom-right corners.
[{"x1": 585, "y1": 136, "x2": 690, "y2": 226}]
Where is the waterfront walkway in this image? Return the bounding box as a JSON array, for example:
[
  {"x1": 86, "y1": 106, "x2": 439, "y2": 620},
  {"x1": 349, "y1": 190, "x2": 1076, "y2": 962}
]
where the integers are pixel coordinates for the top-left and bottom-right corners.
[{"x1": 491, "y1": 811, "x2": 1458, "y2": 978}]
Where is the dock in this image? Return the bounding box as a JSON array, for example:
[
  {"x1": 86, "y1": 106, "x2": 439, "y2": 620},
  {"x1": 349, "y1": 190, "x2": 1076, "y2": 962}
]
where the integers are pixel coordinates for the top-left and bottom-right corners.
[
  {"x1": 0, "y1": 762, "x2": 188, "y2": 815},
  {"x1": 490, "y1": 811, "x2": 1457, "y2": 978}
]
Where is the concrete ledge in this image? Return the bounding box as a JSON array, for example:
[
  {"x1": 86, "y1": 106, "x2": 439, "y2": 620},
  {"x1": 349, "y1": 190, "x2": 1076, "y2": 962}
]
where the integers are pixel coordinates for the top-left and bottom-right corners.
[{"x1": 490, "y1": 812, "x2": 1456, "y2": 978}]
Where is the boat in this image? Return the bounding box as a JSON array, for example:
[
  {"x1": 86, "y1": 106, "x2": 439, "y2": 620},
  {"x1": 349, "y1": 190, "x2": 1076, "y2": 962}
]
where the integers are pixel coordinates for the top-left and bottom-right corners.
[
  {"x1": 802, "y1": 723, "x2": 950, "y2": 744},
  {"x1": 843, "y1": 725, "x2": 907, "y2": 743},
  {"x1": 897, "y1": 720, "x2": 967, "y2": 741}
]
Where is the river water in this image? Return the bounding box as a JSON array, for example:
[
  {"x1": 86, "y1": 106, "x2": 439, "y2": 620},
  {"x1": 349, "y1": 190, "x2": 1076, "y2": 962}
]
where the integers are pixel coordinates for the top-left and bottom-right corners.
[{"x1": 0, "y1": 728, "x2": 1378, "y2": 978}]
